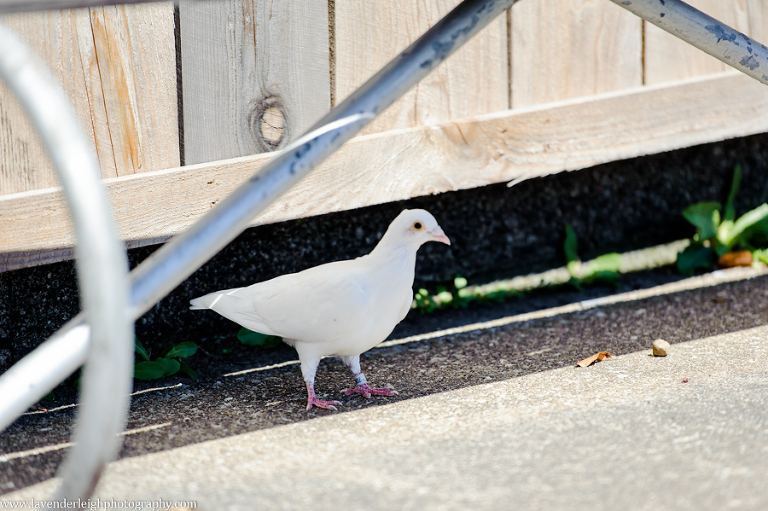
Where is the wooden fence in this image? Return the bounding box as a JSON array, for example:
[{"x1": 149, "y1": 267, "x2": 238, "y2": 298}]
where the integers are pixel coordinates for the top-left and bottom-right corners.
[{"x1": 1, "y1": 0, "x2": 767, "y2": 271}]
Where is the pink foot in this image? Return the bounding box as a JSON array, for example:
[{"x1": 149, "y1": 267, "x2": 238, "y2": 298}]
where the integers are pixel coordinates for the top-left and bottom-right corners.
[
  {"x1": 307, "y1": 396, "x2": 341, "y2": 411},
  {"x1": 305, "y1": 381, "x2": 340, "y2": 411},
  {"x1": 343, "y1": 384, "x2": 396, "y2": 399}
]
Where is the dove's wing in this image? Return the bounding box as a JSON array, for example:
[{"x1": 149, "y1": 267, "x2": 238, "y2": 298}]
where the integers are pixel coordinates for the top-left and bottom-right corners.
[{"x1": 199, "y1": 259, "x2": 371, "y2": 343}]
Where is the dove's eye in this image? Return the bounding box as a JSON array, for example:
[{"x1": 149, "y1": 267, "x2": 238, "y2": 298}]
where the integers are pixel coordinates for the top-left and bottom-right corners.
[{"x1": 413, "y1": 222, "x2": 423, "y2": 230}]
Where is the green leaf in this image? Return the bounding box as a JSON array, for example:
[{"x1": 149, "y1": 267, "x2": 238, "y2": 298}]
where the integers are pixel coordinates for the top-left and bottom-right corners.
[
  {"x1": 564, "y1": 224, "x2": 579, "y2": 264},
  {"x1": 436, "y1": 290, "x2": 453, "y2": 306},
  {"x1": 165, "y1": 341, "x2": 198, "y2": 359},
  {"x1": 588, "y1": 253, "x2": 622, "y2": 274},
  {"x1": 683, "y1": 202, "x2": 721, "y2": 240},
  {"x1": 133, "y1": 361, "x2": 167, "y2": 380},
  {"x1": 588, "y1": 270, "x2": 621, "y2": 288},
  {"x1": 567, "y1": 276, "x2": 583, "y2": 291},
  {"x1": 716, "y1": 220, "x2": 734, "y2": 248},
  {"x1": 566, "y1": 260, "x2": 581, "y2": 280},
  {"x1": 581, "y1": 253, "x2": 622, "y2": 286},
  {"x1": 134, "y1": 337, "x2": 150, "y2": 362},
  {"x1": 721, "y1": 203, "x2": 768, "y2": 248},
  {"x1": 41, "y1": 391, "x2": 55, "y2": 402},
  {"x1": 676, "y1": 243, "x2": 716, "y2": 275},
  {"x1": 484, "y1": 290, "x2": 507, "y2": 303},
  {"x1": 178, "y1": 360, "x2": 198, "y2": 379},
  {"x1": 724, "y1": 164, "x2": 743, "y2": 223},
  {"x1": 413, "y1": 288, "x2": 437, "y2": 313},
  {"x1": 237, "y1": 328, "x2": 283, "y2": 348},
  {"x1": 456, "y1": 288, "x2": 476, "y2": 307},
  {"x1": 753, "y1": 249, "x2": 768, "y2": 266},
  {"x1": 156, "y1": 357, "x2": 181, "y2": 377}
]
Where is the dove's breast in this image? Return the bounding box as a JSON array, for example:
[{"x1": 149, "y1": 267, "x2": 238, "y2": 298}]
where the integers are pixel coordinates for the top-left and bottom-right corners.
[{"x1": 321, "y1": 256, "x2": 415, "y2": 357}]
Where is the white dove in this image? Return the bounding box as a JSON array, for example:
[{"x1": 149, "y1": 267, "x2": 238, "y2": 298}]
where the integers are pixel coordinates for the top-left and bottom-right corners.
[{"x1": 190, "y1": 209, "x2": 451, "y2": 411}]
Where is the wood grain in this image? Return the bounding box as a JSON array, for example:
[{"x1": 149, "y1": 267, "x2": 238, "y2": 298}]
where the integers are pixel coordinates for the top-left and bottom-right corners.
[
  {"x1": 3, "y1": 72, "x2": 768, "y2": 271},
  {"x1": 179, "y1": 0, "x2": 330, "y2": 165},
  {"x1": 334, "y1": 0, "x2": 508, "y2": 134},
  {"x1": 510, "y1": 0, "x2": 642, "y2": 108},
  {"x1": 644, "y1": 0, "x2": 763, "y2": 84},
  {"x1": 0, "y1": 4, "x2": 179, "y2": 194}
]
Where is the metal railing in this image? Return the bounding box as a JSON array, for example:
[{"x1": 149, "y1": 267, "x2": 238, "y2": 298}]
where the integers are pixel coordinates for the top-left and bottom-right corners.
[
  {"x1": 0, "y1": 24, "x2": 132, "y2": 499},
  {"x1": 0, "y1": 0, "x2": 766, "y2": 501}
]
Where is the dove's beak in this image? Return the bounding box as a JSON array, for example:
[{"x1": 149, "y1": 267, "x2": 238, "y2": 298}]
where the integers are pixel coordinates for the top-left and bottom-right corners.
[{"x1": 430, "y1": 226, "x2": 451, "y2": 246}]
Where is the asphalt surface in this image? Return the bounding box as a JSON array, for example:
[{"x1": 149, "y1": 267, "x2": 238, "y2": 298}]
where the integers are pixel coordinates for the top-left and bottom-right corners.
[{"x1": 2, "y1": 268, "x2": 768, "y2": 509}]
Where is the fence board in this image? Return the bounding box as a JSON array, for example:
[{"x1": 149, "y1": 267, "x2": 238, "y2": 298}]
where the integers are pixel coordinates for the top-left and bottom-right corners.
[
  {"x1": 179, "y1": 0, "x2": 330, "y2": 165},
  {"x1": 3, "y1": 72, "x2": 767, "y2": 271},
  {"x1": 334, "y1": 0, "x2": 508, "y2": 135},
  {"x1": 510, "y1": 0, "x2": 642, "y2": 108},
  {"x1": 0, "y1": 4, "x2": 178, "y2": 194},
  {"x1": 644, "y1": 0, "x2": 761, "y2": 84}
]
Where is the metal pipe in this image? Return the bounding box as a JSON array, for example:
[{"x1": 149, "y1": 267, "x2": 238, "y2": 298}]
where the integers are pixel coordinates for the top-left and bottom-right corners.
[
  {"x1": 0, "y1": 23, "x2": 132, "y2": 501},
  {"x1": 611, "y1": 0, "x2": 768, "y2": 86}
]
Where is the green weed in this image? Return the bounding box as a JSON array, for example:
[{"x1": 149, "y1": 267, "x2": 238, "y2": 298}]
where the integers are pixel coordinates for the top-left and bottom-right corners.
[
  {"x1": 133, "y1": 337, "x2": 199, "y2": 380},
  {"x1": 564, "y1": 224, "x2": 622, "y2": 289},
  {"x1": 677, "y1": 165, "x2": 768, "y2": 274}
]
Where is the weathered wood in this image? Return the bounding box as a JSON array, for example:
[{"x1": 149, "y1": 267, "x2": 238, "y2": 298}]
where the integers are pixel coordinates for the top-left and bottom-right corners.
[
  {"x1": 334, "y1": 0, "x2": 508, "y2": 135},
  {"x1": 644, "y1": 0, "x2": 763, "y2": 84},
  {"x1": 509, "y1": 0, "x2": 642, "y2": 108},
  {"x1": 0, "y1": 4, "x2": 179, "y2": 195},
  {"x1": 179, "y1": 0, "x2": 330, "y2": 165},
  {"x1": 1, "y1": 10, "x2": 91, "y2": 193},
  {"x1": 3, "y1": 72, "x2": 768, "y2": 271}
]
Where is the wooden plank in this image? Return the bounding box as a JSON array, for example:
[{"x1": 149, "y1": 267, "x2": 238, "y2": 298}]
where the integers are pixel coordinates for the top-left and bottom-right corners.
[
  {"x1": 179, "y1": 0, "x2": 330, "y2": 165},
  {"x1": 2, "y1": 72, "x2": 768, "y2": 271},
  {"x1": 0, "y1": 4, "x2": 179, "y2": 194},
  {"x1": 334, "y1": 0, "x2": 508, "y2": 134},
  {"x1": 510, "y1": 0, "x2": 642, "y2": 108},
  {"x1": 644, "y1": 0, "x2": 761, "y2": 84},
  {"x1": 88, "y1": 4, "x2": 180, "y2": 175},
  {"x1": 0, "y1": 10, "x2": 93, "y2": 193}
]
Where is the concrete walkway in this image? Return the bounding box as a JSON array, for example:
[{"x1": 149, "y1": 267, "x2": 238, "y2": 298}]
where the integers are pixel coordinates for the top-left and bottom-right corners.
[{"x1": 4, "y1": 323, "x2": 768, "y2": 510}]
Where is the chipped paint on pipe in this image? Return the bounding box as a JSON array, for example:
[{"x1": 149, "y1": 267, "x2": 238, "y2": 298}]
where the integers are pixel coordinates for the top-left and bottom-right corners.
[{"x1": 612, "y1": 0, "x2": 768, "y2": 86}]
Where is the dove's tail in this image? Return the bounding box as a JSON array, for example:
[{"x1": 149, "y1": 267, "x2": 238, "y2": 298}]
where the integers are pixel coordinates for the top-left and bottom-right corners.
[
  {"x1": 189, "y1": 297, "x2": 208, "y2": 310},
  {"x1": 189, "y1": 289, "x2": 236, "y2": 310}
]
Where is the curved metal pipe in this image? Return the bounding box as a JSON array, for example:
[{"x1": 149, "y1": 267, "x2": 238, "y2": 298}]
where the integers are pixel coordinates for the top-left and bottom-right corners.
[{"x1": 0, "y1": 23, "x2": 132, "y2": 500}]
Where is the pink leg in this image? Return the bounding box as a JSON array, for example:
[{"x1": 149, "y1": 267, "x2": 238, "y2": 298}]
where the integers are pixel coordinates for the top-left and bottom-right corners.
[
  {"x1": 305, "y1": 381, "x2": 341, "y2": 411},
  {"x1": 341, "y1": 355, "x2": 395, "y2": 399}
]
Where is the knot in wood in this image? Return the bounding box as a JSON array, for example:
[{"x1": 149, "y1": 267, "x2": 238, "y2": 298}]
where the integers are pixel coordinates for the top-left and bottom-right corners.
[{"x1": 248, "y1": 95, "x2": 289, "y2": 152}]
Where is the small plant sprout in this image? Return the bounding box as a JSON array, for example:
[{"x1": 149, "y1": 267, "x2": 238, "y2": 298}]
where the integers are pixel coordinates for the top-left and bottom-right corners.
[
  {"x1": 133, "y1": 337, "x2": 199, "y2": 381},
  {"x1": 677, "y1": 165, "x2": 768, "y2": 275},
  {"x1": 564, "y1": 224, "x2": 622, "y2": 290},
  {"x1": 412, "y1": 275, "x2": 523, "y2": 313}
]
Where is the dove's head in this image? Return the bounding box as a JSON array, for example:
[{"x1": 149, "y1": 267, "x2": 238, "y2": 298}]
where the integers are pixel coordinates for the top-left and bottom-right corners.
[{"x1": 381, "y1": 209, "x2": 451, "y2": 250}]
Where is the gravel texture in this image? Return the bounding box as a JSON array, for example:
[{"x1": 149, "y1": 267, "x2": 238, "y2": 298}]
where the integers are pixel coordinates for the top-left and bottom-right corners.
[{"x1": 1, "y1": 271, "x2": 767, "y2": 495}]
